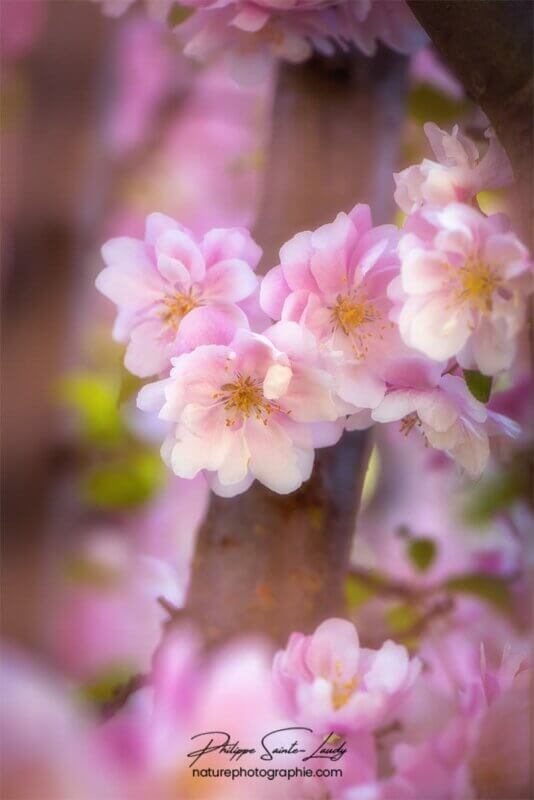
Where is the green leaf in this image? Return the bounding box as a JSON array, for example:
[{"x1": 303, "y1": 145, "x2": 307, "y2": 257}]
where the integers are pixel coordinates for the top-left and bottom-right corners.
[
  {"x1": 446, "y1": 574, "x2": 512, "y2": 612},
  {"x1": 63, "y1": 556, "x2": 122, "y2": 589},
  {"x1": 57, "y1": 372, "x2": 124, "y2": 445},
  {"x1": 463, "y1": 369, "x2": 493, "y2": 403},
  {"x1": 408, "y1": 84, "x2": 469, "y2": 126},
  {"x1": 167, "y1": 3, "x2": 194, "y2": 26},
  {"x1": 345, "y1": 575, "x2": 375, "y2": 610},
  {"x1": 407, "y1": 537, "x2": 437, "y2": 572},
  {"x1": 463, "y1": 470, "x2": 528, "y2": 525},
  {"x1": 361, "y1": 446, "x2": 380, "y2": 508},
  {"x1": 387, "y1": 603, "x2": 419, "y2": 634},
  {"x1": 82, "y1": 451, "x2": 165, "y2": 510},
  {"x1": 80, "y1": 666, "x2": 136, "y2": 707}
]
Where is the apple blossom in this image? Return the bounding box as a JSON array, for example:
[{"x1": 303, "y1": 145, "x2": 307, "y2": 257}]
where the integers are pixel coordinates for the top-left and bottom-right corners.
[
  {"x1": 96, "y1": 213, "x2": 262, "y2": 377},
  {"x1": 372, "y1": 369, "x2": 520, "y2": 478},
  {"x1": 260, "y1": 203, "x2": 411, "y2": 414},
  {"x1": 394, "y1": 123, "x2": 513, "y2": 213},
  {"x1": 273, "y1": 618, "x2": 421, "y2": 734},
  {"x1": 177, "y1": 1, "x2": 425, "y2": 85},
  {"x1": 138, "y1": 323, "x2": 343, "y2": 495},
  {"x1": 391, "y1": 203, "x2": 533, "y2": 374}
]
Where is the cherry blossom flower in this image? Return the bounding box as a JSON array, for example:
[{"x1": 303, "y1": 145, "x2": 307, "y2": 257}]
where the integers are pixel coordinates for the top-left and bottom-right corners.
[
  {"x1": 138, "y1": 323, "x2": 343, "y2": 495},
  {"x1": 94, "y1": 0, "x2": 174, "y2": 20},
  {"x1": 260, "y1": 204, "x2": 411, "y2": 416},
  {"x1": 372, "y1": 368, "x2": 520, "y2": 478},
  {"x1": 50, "y1": 529, "x2": 182, "y2": 680},
  {"x1": 391, "y1": 203, "x2": 533, "y2": 374},
  {"x1": 177, "y1": 1, "x2": 425, "y2": 85},
  {"x1": 273, "y1": 618, "x2": 421, "y2": 733},
  {"x1": 394, "y1": 123, "x2": 513, "y2": 213},
  {"x1": 96, "y1": 213, "x2": 262, "y2": 377}
]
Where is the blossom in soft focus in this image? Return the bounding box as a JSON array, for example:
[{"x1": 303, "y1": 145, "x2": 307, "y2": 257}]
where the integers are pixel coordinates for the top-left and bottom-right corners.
[
  {"x1": 94, "y1": 0, "x2": 174, "y2": 21},
  {"x1": 391, "y1": 203, "x2": 532, "y2": 374},
  {"x1": 394, "y1": 124, "x2": 513, "y2": 213},
  {"x1": 273, "y1": 618, "x2": 420, "y2": 733},
  {"x1": 138, "y1": 323, "x2": 342, "y2": 495},
  {"x1": 50, "y1": 530, "x2": 182, "y2": 680},
  {"x1": 261, "y1": 204, "x2": 408, "y2": 414},
  {"x1": 372, "y1": 367, "x2": 520, "y2": 478},
  {"x1": 177, "y1": 0, "x2": 425, "y2": 85},
  {"x1": 96, "y1": 213, "x2": 262, "y2": 377},
  {"x1": 0, "y1": 648, "x2": 124, "y2": 799}
]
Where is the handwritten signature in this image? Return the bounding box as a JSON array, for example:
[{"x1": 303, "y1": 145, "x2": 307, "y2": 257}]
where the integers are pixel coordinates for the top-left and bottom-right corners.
[{"x1": 187, "y1": 727, "x2": 347, "y2": 767}]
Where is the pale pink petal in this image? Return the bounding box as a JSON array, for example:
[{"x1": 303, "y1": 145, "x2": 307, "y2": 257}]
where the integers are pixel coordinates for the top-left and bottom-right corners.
[
  {"x1": 246, "y1": 417, "x2": 308, "y2": 494},
  {"x1": 401, "y1": 250, "x2": 448, "y2": 295},
  {"x1": 155, "y1": 229, "x2": 205, "y2": 283},
  {"x1": 202, "y1": 259, "x2": 258, "y2": 303},
  {"x1": 259, "y1": 266, "x2": 290, "y2": 320},
  {"x1": 307, "y1": 618, "x2": 360, "y2": 684},
  {"x1": 175, "y1": 305, "x2": 247, "y2": 354},
  {"x1": 124, "y1": 319, "x2": 173, "y2": 377},
  {"x1": 201, "y1": 228, "x2": 262, "y2": 269},
  {"x1": 336, "y1": 363, "x2": 386, "y2": 409},
  {"x1": 98, "y1": 238, "x2": 165, "y2": 309},
  {"x1": 372, "y1": 390, "x2": 417, "y2": 423}
]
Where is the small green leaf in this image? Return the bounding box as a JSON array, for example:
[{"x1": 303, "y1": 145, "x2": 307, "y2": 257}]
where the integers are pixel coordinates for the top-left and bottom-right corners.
[
  {"x1": 361, "y1": 447, "x2": 380, "y2": 508},
  {"x1": 345, "y1": 575, "x2": 375, "y2": 610},
  {"x1": 167, "y1": 3, "x2": 194, "y2": 26},
  {"x1": 64, "y1": 556, "x2": 122, "y2": 589},
  {"x1": 446, "y1": 574, "x2": 512, "y2": 612},
  {"x1": 407, "y1": 537, "x2": 437, "y2": 572},
  {"x1": 463, "y1": 369, "x2": 493, "y2": 403},
  {"x1": 408, "y1": 84, "x2": 469, "y2": 126},
  {"x1": 80, "y1": 666, "x2": 136, "y2": 707},
  {"x1": 57, "y1": 372, "x2": 124, "y2": 445},
  {"x1": 387, "y1": 603, "x2": 419, "y2": 634},
  {"x1": 82, "y1": 451, "x2": 165, "y2": 510}
]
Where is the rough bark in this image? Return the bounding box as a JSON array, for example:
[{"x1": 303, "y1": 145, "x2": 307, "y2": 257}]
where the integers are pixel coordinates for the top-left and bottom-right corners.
[
  {"x1": 408, "y1": 0, "x2": 534, "y2": 237},
  {"x1": 185, "y1": 50, "x2": 407, "y2": 646}
]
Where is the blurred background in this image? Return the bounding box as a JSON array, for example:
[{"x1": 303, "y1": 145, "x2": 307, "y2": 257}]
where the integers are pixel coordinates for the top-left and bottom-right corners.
[{"x1": 1, "y1": 0, "x2": 531, "y2": 705}]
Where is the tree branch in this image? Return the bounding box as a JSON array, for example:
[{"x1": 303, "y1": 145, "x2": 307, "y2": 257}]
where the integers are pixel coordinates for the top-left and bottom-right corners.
[{"x1": 184, "y1": 50, "x2": 408, "y2": 646}]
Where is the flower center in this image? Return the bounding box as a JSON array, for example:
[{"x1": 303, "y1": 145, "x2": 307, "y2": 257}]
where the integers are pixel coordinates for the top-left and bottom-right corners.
[
  {"x1": 455, "y1": 260, "x2": 500, "y2": 313},
  {"x1": 332, "y1": 677, "x2": 358, "y2": 711},
  {"x1": 160, "y1": 290, "x2": 199, "y2": 330},
  {"x1": 330, "y1": 293, "x2": 382, "y2": 358},
  {"x1": 400, "y1": 412, "x2": 421, "y2": 436},
  {"x1": 214, "y1": 374, "x2": 281, "y2": 428}
]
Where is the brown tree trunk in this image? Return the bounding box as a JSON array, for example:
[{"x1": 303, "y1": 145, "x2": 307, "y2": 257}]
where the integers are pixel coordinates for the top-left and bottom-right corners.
[{"x1": 185, "y1": 50, "x2": 407, "y2": 646}]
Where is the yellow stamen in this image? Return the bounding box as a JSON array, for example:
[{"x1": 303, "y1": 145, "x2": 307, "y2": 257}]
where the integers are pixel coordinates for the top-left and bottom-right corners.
[
  {"x1": 159, "y1": 290, "x2": 199, "y2": 330},
  {"x1": 330, "y1": 293, "x2": 382, "y2": 358},
  {"x1": 332, "y1": 677, "x2": 358, "y2": 711},
  {"x1": 454, "y1": 260, "x2": 500, "y2": 314},
  {"x1": 213, "y1": 373, "x2": 281, "y2": 428}
]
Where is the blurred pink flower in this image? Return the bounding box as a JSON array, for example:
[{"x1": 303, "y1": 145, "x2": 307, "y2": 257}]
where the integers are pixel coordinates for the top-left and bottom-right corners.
[
  {"x1": 273, "y1": 618, "x2": 420, "y2": 734},
  {"x1": 410, "y1": 48, "x2": 464, "y2": 101},
  {"x1": 96, "y1": 213, "x2": 262, "y2": 377},
  {"x1": 391, "y1": 203, "x2": 532, "y2": 374},
  {"x1": 260, "y1": 204, "x2": 409, "y2": 415},
  {"x1": 178, "y1": 0, "x2": 425, "y2": 85},
  {"x1": 138, "y1": 323, "x2": 343, "y2": 495},
  {"x1": 372, "y1": 368, "x2": 520, "y2": 478},
  {"x1": 50, "y1": 530, "x2": 182, "y2": 680},
  {"x1": 94, "y1": 0, "x2": 174, "y2": 20},
  {"x1": 0, "y1": 648, "x2": 125, "y2": 799},
  {"x1": 394, "y1": 124, "x2": 513, "y2": 214}
]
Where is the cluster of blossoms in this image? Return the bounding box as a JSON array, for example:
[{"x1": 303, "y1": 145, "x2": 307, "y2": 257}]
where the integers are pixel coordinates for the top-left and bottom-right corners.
[
  {"x1": 96, "y1": 121, "x2": 531, "y2": 496},
  {"x1": 95, "y1": 0, "x2": 427, "y2": 84},
  {"x1": 4, "y1": 615, "x2": 530, "y2": 799}
]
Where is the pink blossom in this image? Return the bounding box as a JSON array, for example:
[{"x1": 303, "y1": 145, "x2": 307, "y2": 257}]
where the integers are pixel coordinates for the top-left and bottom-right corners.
[
  {"x1": 96, "y1": 214, "x2": 262, "y2": 377},
  {"x1": 138, "y1": 323, "x2": 343, "y2": 495},
  {"x1": 94, "y1": 0, "x2": 174, "y2": 20},
  {"x1": 372, "y1": 367, "x2": 520, "y2": 478},
  {"x1": 391, "y1": 203, "x2": 532, "y2": 374},
  {"x1": 49, "y1": 529, "x2": 182, "y2": 680},
  {"x1": 260, "y1": 204, "x2": 411, "y2": 415},
  {"x1": 273, "y1": 618, "x2": 420, "y2": 733},
  {"x1": 394, "y1": 124, "x2": 513, "y2": 213},
  {"x1": 177, "y1": 1, "x2": 425, "y2": 85},
  {"x1": 0, "y1": 648, "x2": 125, "y2": 799}
]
